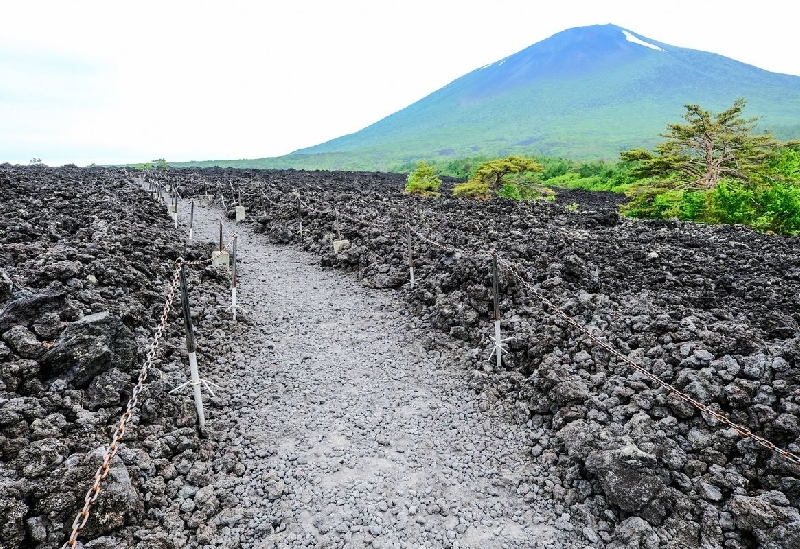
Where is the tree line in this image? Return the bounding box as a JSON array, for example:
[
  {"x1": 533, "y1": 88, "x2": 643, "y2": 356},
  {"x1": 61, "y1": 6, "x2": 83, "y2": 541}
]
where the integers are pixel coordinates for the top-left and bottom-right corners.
[{"x1": 404, "y1": 98, "x2": 800, "y2": 235}]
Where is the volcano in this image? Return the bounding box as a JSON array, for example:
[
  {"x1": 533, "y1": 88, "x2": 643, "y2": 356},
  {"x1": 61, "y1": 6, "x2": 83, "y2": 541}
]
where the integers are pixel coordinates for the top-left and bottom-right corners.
[{"x1": 290, "y1": 24, "x2": 800, "y2": 165}]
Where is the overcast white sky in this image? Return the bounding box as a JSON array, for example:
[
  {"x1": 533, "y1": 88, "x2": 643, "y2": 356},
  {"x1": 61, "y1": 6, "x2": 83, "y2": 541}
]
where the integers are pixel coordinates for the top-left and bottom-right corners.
[{"x1": 2, "y1": 0, "x2": 798, "y2": 166}]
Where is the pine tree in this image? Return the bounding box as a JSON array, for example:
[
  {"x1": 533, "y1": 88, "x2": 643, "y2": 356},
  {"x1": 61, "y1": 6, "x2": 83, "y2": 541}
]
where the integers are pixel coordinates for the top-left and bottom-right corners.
[{"x1": 621, "y1": 98, "x2": 778, "y2": 189}]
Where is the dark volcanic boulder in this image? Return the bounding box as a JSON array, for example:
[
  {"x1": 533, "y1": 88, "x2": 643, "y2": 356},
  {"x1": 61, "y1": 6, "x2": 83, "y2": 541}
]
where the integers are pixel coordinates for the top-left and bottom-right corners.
[
  {"x1": 38, "y1": 311, "x2": 137, "y2": 387},
  {"x1": 586, "y1": 443, "x2": 668, "y2": 520},
  {"x1": 608, "y1": 517, "x2": 659, "y2": 549},
  {"x1": 0, "y1": 289, "x2": 67, "y2": 332},
  {"x1": 0, "y1": 494, "x2": 27, "y2": 549},
  {"x1": 46, "y1": 448, "x2": 143, "y2": 540},
  {"x1": 2, "y1": 325, "x2": 45, "y2": 358},
  {"x1": 0, "y1": 268, "x2": 12, "y2": 303},
  {"x1": 729, "y1": 491, "x2": 800, "y2": 549}
]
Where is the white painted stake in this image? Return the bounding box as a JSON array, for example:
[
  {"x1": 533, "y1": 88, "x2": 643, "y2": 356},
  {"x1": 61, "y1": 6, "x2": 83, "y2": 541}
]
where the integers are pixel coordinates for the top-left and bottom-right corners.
[
  {"x1": 189, "y1": 200, "x2": 194, "y2": 241},
  {"x1": 494, "y1": 320, "x2": 502, "y2": 371},
  {"x1": 178, "y1": 265, "x2": 206, "y2": 433},
  {"x1": 297, "y1": 194, "x2": 303, "y2": 241},
  {"x1": 188, "y1": 351, "x2": 205, "y2": 431},
  {"x1": 231, "y1": 236, "x2": 238, "y2": 321},
  {"x1": 232, "y1": 287, "x2": 237, "y2": 322},
  {"x1": 408, "y1": 227, "x2": 415, "y2": 288},
  {"x1": 488, "y1": 253, "x2": 512, "y2": 370}
]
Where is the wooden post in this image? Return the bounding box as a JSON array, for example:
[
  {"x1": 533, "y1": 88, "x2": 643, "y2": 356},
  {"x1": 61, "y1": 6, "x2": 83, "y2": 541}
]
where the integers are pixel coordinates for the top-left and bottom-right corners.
[
  {"x1": 335, "y1": 208, "x2": 341, "y2": 240},
  {"x1": 218, "y1": 219, "x2": 223, "y2": 252},
  {"x1": 173, "y1": 193, "x2": 178, "y2": 228},
  {"x1": 179, "y1": 265, "x2": 205, "y2": 433}
]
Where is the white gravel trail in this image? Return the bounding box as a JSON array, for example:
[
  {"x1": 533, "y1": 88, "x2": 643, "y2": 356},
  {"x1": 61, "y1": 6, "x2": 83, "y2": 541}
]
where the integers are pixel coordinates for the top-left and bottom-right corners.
[{"x1": 187, "y1": 203, "x2": 582, "y2": 549}]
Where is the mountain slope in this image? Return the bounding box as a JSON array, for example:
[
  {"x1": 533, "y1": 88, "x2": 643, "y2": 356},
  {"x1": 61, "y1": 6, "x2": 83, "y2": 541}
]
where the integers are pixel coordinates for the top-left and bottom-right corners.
[{"x1": 291, "y1": 24, "x2": 800, "y2": 165}]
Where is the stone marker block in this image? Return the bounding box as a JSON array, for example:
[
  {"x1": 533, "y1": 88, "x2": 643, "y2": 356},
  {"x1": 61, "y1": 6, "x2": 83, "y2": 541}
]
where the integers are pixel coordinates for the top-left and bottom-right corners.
[
  {"x1": 333, "y1": 239, "x2": 350, "y2": 254},
  {"x1": 202, "y1": 194, "x2": 213, "y2": 207},
  {"x1": 235, "y1": 206, "x2": 246, "y2": 222},
  {"x1": 212, "y1": 250, "x2": 230, "y2": 270}
]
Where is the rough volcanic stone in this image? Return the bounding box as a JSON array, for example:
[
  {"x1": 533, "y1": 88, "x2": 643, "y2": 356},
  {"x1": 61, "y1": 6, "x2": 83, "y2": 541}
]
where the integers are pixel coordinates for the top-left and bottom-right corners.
[
  {"x1": 729, "y1": 490, "x2": 800, "y2": 530},
  {"x1": 2, "y1": 325, "x2": 45, "y2": 358},
  {"x1": 19, "y1": 438, "x2": 68, "y2": 478},
  {"x1": 609, "y1": 517, "x2": 659, "y2": 549},
  {"x1": 86, "y1": 368, "x2": 131, "y2": 410},
  {"x1": 553, "y1": 378, "x2": 590, "y2": 404},
  {"x1": 585, "y1": 443, "x2": 666, "y2": 515},
  {"x1": 0, "y1": 268, "x2": 12, "y2": 302},
  {"x1": 0, "y1": 359, "x2": 39, "y2": 394},
  {"x1": 0, "y1": 496, "x2": 28, "y2": 549},
  {"x1": 33, "y1": 311, "x2": 64, "y2": 340},
  {"x1": 556, "y1": 419, "x2": 597, "y2": 461},
  {"x1": 0, "y1": 289, "x2": 67, "y2": 332},
  {"x1": 38, "y1": 311, "x2": 137, "y2": 387},
  {"x1": 59, "y1": 448, "x2": 143, "y2": 538}
]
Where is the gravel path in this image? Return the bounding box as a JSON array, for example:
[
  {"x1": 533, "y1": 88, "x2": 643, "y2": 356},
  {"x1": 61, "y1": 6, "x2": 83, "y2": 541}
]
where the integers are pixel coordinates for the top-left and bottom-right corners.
[{"x1": 187, "y1": 202, "x2": 582, "y2": 549}]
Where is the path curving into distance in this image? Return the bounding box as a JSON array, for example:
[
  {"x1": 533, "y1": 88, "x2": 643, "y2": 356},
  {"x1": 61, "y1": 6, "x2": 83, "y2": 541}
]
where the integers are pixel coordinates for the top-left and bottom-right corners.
[{"x1": 186, "y1": 201, "x2": 582, "y2": 549}]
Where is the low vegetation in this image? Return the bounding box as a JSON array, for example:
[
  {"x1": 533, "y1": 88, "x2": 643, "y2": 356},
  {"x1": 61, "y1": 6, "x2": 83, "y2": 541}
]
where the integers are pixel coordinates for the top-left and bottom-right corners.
[
  {"x1": 403, "y1": 99, "x2": 799, "y2": 235},
  {"x1": 619, "y1": 99, "x2": 800, "y2": 235},
  {"x1": 404, "y1": 161, "x2": 441, "y2": 196},
  {"x1": 134, "y1": 158, "x2": 169, "y2": 171},
  {"x1": 452, "y1": 156, "x2": 554, "y2": 200}
]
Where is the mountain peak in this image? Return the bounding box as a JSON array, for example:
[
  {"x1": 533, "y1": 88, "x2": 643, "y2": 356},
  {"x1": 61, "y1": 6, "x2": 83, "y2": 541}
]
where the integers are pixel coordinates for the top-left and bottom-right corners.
[
  {"x1": 620, "y1": 29, "x2": 664, "y2": 51},
  {"x1": 294, "y1": 24, "x2": 800, "y2": 163},
  {"x1": 474, "y1": 24, "x2": 666, "y2": 85}
]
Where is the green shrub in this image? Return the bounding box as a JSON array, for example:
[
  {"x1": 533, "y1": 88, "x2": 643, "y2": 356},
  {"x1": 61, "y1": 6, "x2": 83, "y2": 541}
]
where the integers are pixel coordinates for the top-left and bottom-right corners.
[
  {"x1": 405, "y1": 161, "x2": 441, "y2": 196},
  {"x1": 708, "y1": 180, "x2": 800, "y2": 234},
  {"x1": 496, "y1": 182, "x2": 522, "y2": 200},
  {"x1": 452, "y1": 179, "x2": 491, "y2": 198},
  {"x1": 623, "y1": 178, "x2": 800, "y2": 235},
  {"x1": 761, "y1": 182, "x2": 800, "y2": 234}
]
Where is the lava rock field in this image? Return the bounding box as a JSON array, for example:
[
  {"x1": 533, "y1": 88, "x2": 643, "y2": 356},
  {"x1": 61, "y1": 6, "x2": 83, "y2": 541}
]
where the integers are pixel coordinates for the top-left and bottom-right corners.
[{"x1": 2, "y1": 164, "x2": 799, "y2": 549}]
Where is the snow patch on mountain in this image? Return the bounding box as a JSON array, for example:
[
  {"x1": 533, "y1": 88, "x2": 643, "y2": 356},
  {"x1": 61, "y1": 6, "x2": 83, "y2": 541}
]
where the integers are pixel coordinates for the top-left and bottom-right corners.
[{"x1": 622, "y1": 30, "x2": 663, "y2": 51}]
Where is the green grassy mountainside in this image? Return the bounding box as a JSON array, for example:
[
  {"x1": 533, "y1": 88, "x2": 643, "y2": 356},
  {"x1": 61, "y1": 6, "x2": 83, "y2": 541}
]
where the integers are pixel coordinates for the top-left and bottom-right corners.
[{"x1": 172, "y1": 24, "x2": 800, "y2": 171}]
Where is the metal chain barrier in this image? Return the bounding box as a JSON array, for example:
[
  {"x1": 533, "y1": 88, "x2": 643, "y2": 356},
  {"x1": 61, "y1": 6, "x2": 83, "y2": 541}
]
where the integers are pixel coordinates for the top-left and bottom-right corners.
[
  {"x1": 397, "y1": 205, "x2": 800, "y2": 467},
  {"x1": 131, "y1": 179, "x2": 799, "y2": 485},
  {"x1": 63, "y1": 183, "x2": 240, "y2": 547},
  {"x1": 254, "y1": 185, "x2": 800, "y2": 468},
  {"x1": 492, "y1": 254, "x2": 800, "y2": 467},
  {"x1": 63, "y1": 263, "x2": 182, "y2": 548}
]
